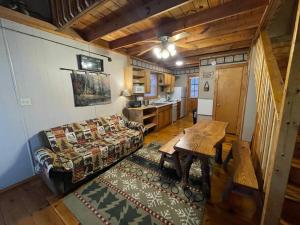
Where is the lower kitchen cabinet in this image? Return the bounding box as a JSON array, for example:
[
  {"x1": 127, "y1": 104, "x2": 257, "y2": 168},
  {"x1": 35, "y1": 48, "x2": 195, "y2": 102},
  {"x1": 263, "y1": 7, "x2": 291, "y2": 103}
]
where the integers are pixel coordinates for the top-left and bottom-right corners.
[{"x1": 157, "y1": 105, "x2": 172, "y2": 130}]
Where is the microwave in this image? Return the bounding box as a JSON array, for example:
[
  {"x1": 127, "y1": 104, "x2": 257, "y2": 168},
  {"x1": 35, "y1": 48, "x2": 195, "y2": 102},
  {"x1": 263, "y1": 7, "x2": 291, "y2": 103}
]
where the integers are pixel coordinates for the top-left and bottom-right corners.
[{"x1": 132, "y1": 85, "x2": 145, "y2": 94}]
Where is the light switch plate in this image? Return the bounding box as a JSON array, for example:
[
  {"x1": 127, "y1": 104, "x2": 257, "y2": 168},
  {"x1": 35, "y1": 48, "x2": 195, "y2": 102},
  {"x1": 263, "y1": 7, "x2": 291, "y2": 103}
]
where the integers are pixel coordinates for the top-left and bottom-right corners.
[{"x1": 20, "y1": 97, "x2": 32, "y2": 106}]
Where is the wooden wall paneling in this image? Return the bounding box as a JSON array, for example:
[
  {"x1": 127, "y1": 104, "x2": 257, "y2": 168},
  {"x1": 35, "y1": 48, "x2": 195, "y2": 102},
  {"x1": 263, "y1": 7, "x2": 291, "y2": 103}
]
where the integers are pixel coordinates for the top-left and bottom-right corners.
[
  {"x1": 261, "y1": 1, "x2": 300, "y2": 223},
  {"x1": 258, "y1": 67, "x2": 269, "y2": 162},
  {"x1": 236, "y1": 64, "x2": 248, "y2": 136},
  {"x1": 251, "y1": 48, "x2": 261, "y2": 167},
  {"x1": 260, "y1": 31, "x2": 284, "y2": 113},
  {"x1": 263, "y1": 109, "x2": 276, "y2": 191},
  {"x1": 253, "y1": 62, "x2": 265, "y2": 165},
  {"x1": 249, "y1": 30, "x2": 285, "y2": 195},
  {"x1": 260, "y1": 91, "x2": 273, "y2": 176}
]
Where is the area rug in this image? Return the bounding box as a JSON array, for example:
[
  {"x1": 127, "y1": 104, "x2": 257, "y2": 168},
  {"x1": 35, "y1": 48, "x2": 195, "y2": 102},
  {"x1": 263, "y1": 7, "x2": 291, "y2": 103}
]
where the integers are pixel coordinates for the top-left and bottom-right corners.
[{"x1": 63, "y1": 142, "x2": 206, "y2": 225}]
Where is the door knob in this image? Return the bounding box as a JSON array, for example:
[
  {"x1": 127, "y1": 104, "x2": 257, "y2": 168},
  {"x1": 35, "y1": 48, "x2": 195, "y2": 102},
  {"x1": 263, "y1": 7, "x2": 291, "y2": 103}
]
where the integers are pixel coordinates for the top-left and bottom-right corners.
[{"x1": 217, "y1": 104, "x2": 220, "y2": 107}]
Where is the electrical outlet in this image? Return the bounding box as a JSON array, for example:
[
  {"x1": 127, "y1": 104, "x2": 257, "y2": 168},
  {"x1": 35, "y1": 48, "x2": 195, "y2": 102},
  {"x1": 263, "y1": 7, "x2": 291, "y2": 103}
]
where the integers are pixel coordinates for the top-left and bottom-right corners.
[{"x1": 20, "y1": 97, "x2": 32, "y2": 106}]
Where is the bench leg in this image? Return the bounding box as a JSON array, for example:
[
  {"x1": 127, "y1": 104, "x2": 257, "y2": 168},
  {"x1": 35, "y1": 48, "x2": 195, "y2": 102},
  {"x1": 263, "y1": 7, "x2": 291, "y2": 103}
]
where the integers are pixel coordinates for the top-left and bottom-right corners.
[
  {"x1": 215, "y1": 142, "x2": 223, "y2": 164},
  {"x1": 223, "y1": 149, "x2": 233, "y2": 172},
  {"x1": 159, "y1": 153, "x2": 166, "y2": 169},
  {"x1": 253, "y1": 190, "x2": 263, "y2": 219},
  {"x1": 173, "y1": 152, "x2": 182, "y2": 177},
  {"x1": 222, "y1": 177, "x2": 234, "y2": 202}
]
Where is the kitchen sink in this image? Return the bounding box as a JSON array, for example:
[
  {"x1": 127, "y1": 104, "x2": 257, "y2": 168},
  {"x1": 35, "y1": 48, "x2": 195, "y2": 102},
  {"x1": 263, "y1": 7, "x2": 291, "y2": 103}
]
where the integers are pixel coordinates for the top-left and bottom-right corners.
[{"x1": 151, "y1": 102, "x2": 168, "y2": 106}]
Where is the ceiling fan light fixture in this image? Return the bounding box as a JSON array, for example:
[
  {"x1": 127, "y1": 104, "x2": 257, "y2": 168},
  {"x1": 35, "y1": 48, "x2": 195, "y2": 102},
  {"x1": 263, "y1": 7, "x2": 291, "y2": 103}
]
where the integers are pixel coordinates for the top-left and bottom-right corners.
[
  {"x1": 153, "y1": 47, "x2": 161, "y2": 54},
  {"x1": 175, "y1": 60, "x2": 183, "y2": 66},
  {"x1": 167, "y1": 43, "x2": 175, "y2": 51},
  {"x1": 170, "y1": 49, "x2": 176, "y2": 56},
  {"x1": 161, "y1": 49, "x2": 170, "y2": 59}
]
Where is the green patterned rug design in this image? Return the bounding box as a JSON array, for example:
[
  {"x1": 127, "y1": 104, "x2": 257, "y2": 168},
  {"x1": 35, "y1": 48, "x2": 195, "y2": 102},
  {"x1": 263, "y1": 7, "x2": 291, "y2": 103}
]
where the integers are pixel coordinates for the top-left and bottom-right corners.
[{"x1": 64, "y1": 142, "x2": 205, "y2": 225}]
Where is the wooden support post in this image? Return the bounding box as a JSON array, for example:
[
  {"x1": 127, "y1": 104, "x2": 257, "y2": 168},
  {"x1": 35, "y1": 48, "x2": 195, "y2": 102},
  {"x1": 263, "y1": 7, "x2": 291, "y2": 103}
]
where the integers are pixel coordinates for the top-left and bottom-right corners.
[{"x1": 260, "y1": 1, "x2": 300, "y2": 224}]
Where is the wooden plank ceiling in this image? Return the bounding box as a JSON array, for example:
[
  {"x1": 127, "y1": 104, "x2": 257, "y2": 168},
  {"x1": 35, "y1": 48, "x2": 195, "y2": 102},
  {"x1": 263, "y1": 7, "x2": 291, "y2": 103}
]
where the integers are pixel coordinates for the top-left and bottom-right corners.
[{"x1": 51, "y1": 0, "x2": 268, "y2": 69}]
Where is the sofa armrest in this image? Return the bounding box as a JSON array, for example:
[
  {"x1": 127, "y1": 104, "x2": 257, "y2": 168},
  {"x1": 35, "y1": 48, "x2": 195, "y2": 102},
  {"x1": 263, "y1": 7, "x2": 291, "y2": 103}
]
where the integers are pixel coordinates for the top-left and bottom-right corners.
[
  {"x1": 125, "y1": 120, "x2": 145, "y2": 133},
  {"x1": 34, "y1": 148, "x2": 73, "y2": 174}
]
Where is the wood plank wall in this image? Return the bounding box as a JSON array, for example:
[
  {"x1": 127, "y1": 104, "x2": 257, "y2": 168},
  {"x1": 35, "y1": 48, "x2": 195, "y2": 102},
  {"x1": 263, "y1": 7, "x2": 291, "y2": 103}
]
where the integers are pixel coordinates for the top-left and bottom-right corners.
[{"x1": 249, "y1": 31, "x2": 284, "y2": 191}]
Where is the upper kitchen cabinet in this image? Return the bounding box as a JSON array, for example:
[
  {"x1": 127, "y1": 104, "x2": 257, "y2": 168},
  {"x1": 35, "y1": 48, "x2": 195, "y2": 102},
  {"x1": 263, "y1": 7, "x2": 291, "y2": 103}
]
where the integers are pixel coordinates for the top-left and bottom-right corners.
[
  {"x1": 158, "y1": 73, "x2": 175, "y2": 93},
  {"x1": 124, "y1": 66, "x2": 151, "y2": 95}
]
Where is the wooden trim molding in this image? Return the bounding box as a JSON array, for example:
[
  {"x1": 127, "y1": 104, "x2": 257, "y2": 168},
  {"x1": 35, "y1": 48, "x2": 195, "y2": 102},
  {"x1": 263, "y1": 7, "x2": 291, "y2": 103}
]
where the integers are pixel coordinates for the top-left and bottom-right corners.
[{"x1": 0, "y1": 175, "x2": 38, "y2": 194}]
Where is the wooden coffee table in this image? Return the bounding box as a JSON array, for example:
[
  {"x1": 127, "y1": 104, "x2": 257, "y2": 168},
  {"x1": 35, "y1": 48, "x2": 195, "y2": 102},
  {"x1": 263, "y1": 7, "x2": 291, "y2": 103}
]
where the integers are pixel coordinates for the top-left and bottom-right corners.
[{"x1": 174, "y1": 120, "x2": 228, "y2": 199}]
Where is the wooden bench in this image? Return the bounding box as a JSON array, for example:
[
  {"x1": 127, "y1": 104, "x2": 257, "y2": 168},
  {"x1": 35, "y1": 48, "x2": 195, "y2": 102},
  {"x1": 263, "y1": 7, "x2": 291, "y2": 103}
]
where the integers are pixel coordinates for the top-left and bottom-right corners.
[
  {"x1": 159, "y1": 133, "x2": 184, "y2": 177},
  {"x1": 223, "y1": 140, "x2": 259, "y2": 201}
]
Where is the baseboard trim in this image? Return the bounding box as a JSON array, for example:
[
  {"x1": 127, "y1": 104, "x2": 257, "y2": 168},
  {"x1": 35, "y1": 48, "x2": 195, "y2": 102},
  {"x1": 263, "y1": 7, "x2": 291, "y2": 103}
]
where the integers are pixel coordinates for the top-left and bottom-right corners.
[{"x1": 0, "y1": 175, "x2": 38, "y2": 194}]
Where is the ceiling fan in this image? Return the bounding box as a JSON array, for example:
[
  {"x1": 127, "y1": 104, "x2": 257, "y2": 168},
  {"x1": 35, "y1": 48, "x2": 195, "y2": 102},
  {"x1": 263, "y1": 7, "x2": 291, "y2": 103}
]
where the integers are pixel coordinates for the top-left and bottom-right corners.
[{"x1": 136, "y1": 31, "x2": 194, "y2": 57}]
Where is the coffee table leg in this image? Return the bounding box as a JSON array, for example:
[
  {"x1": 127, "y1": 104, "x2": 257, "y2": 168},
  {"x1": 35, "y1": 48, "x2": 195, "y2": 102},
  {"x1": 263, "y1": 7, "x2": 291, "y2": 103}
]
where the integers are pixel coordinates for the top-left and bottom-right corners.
[
  {"x1": 182, "y1": 154, "x2": 194, "y2": 188},
  {"x1": 215, "y1": 142, "x2": 223, "y2": 164},
  {"x1": 201, "y1": 157, "x2": 211, "y2": 199}
]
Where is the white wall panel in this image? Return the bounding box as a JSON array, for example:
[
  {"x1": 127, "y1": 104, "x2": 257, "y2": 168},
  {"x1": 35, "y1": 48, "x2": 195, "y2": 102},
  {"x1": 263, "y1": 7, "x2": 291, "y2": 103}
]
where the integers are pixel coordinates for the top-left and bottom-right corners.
[
  {"x1": 0, "y1": 27, "x2": 34, "y2": 189},
  {"x1": 0, "y1": 19, "x2": 127, "y2": 189}
]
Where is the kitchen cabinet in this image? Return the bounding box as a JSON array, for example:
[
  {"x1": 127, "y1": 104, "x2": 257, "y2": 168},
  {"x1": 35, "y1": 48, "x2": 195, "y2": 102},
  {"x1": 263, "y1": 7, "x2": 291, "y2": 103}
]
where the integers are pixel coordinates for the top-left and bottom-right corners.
[
  {"x1": 124, "y1": 66, "x2": 151, "y2": 95},
  {"x1": 142, "y1": 69, "x2": 151, "y2": 93},
  {"x1": 126, "y1": 106, "x2": 157, "y2": 132},
  {"x1": 157, "y1": 104, "x2": 172, "y2": 130},
  {"x1": 165, "y1": 74, "x2": 175, "y2": 93}
]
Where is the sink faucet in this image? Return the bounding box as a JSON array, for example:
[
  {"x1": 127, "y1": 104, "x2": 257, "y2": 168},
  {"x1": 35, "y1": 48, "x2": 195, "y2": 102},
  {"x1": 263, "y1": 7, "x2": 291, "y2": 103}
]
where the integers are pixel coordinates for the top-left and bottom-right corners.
[{"x1": 166, "y1": 94, "x2": 170, "y2": 101}]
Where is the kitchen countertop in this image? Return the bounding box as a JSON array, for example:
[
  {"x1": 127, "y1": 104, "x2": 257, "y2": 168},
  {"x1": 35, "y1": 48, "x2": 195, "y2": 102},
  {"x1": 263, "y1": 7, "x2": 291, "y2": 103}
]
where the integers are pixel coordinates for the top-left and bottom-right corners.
[{"x1": 127, "y1": 102, "x2": 173, "y2": 110}]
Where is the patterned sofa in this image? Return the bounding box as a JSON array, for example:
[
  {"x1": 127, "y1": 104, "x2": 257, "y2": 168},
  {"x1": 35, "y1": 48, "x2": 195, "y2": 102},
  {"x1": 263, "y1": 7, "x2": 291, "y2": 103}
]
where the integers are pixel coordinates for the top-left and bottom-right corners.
[{"x1": 34, "y1": 114, "x2": 144, "y2": 193}]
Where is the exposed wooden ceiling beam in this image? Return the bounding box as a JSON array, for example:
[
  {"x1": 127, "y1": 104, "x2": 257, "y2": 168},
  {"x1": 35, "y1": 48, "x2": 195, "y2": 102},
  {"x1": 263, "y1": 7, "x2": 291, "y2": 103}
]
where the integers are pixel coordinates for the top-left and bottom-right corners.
[
  {"x1": 82, "y1": 0, "x2": 192, "y2": 42},
  {"x1": 179, "y1": 40, "x2": 252, "y2": 58},
  {"x1": 176, "y1": 8, "x2": 264, "y2": 44},
  {"x1": 133, "y1": 28, "x2": 254, "y2": 59},
  {"x1": 188, "y1": 28, "x2": 256, "y2": 49},
  {"x1": 110, "y1": 0, "x2": 268, "y2": 49},
  {"x1": 143, "y1": 41, "x2": 252, "y2": 67}
]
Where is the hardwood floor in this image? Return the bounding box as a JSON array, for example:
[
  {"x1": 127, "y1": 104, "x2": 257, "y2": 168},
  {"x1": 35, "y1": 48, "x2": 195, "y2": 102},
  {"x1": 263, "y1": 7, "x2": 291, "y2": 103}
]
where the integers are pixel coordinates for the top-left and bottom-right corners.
[{"x1": 0, "y1": 115, "x2": 259, "y2": 225}]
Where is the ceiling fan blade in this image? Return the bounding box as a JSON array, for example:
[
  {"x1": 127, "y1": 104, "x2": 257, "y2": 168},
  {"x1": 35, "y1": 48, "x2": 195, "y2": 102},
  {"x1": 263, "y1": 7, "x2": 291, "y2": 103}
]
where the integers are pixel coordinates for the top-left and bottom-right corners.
[
  {"x1": 175, "y1": 42, "x2": 195, "y2": 50},
  {"x1": 169, "y1": 32, "x2": 190, "y2": 42},
  {"x1": 137, "y1": 46, "x2": 155, "y2": 56},
  {"x1": 141, "y1": 40, "x2": 161, "y2": 43}
]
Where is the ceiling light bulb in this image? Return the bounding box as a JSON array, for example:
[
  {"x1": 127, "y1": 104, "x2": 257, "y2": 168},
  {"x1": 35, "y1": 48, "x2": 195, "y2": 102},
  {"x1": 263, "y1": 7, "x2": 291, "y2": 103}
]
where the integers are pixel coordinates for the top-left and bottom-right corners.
[
  {"x1": 153, "y1": 47, "x2": 161, "y2": 55},
  {"x1": 167, "y1": 43, "x2": 175, "y2": 51},
  {"x1": 175, "y1": 60, "x2": 183, "y2": 66},
  {"x1": 161, "y1": 49, "x2": 170, "y2": 59},
  {"x1": 156, "y1": 52, "x2": 162, "y2": 59},
  {"x1": 170, "y1": 49, "x2": 176, "y2": 56}
]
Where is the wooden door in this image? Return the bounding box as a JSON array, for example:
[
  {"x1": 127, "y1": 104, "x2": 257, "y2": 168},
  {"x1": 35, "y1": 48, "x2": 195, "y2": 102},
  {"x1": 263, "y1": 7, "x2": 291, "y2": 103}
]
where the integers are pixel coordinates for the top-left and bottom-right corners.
[{"x1": 214, "y1": 65, "x2": 246, "y2": 134}]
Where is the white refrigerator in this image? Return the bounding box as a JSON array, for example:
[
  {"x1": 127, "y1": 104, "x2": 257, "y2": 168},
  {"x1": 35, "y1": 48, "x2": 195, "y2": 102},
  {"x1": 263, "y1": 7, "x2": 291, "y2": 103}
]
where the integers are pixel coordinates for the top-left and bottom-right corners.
[
  {"x1": 198, "y1": 65, "x2": 215, "y2": 117},
  {"x1": 172, "y1": 87, "x2": 186, "y2": 118}
]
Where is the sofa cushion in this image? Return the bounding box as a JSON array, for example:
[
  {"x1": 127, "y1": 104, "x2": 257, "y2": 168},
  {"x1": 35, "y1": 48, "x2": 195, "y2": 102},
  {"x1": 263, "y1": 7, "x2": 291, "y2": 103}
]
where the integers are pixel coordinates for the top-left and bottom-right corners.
[
  {"x1": 71, "y1": 121, "x2": 94, "y2": 144},
  {"x1": 44, "y1": 127, "x2": 73, "y2": 152}
]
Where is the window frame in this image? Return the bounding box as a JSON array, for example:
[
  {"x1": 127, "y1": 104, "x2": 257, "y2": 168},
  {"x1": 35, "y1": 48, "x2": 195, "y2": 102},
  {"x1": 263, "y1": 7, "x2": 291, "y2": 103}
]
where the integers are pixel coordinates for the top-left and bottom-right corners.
[
  {"x1": 144, "y1": 73, "x2": 158, "y2": 99},
  {"x1": 189, "y1": 76, "x2": 199, "y2": 99}
]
